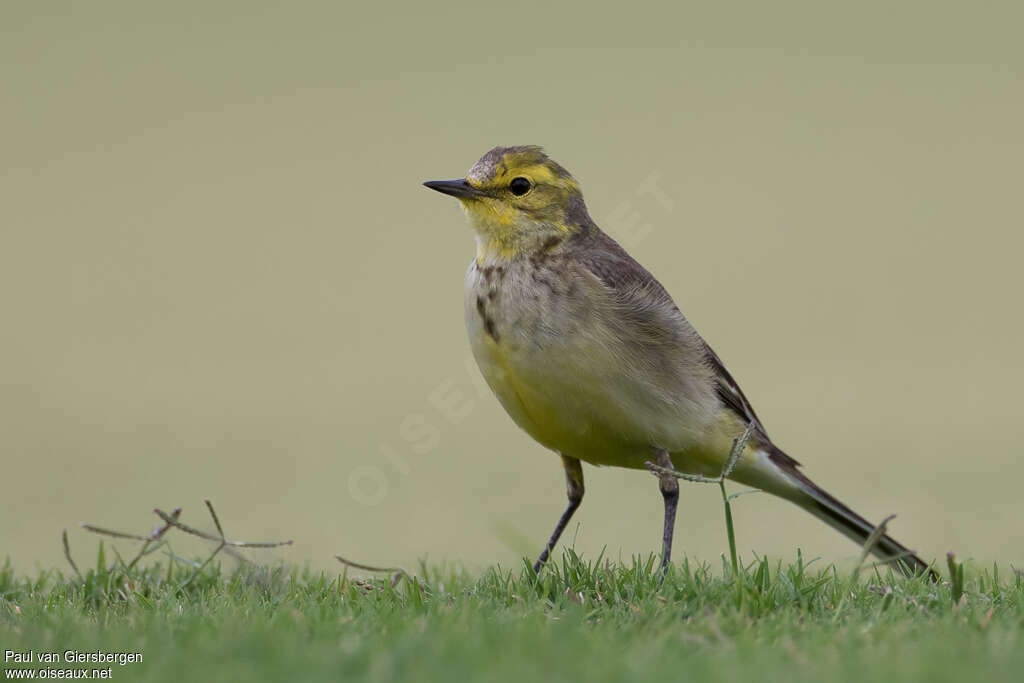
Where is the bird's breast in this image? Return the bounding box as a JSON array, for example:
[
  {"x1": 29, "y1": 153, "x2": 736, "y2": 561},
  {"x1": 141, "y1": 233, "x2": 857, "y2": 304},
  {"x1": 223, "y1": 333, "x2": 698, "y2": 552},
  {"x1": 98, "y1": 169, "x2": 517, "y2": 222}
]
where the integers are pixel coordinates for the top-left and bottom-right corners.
[
  {"x1": 463, "y1": 258, "x2": 707, "y2": 468},
  {"x1": 464, "y1": 260, "x2": 574, "y2": 450}
]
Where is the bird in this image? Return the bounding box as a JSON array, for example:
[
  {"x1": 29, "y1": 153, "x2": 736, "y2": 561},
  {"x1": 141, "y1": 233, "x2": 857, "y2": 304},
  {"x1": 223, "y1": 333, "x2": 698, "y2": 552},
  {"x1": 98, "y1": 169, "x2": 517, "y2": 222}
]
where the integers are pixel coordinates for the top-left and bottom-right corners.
[{"x1": 423, "y1": 145, "x2": 933, "y2": 578}]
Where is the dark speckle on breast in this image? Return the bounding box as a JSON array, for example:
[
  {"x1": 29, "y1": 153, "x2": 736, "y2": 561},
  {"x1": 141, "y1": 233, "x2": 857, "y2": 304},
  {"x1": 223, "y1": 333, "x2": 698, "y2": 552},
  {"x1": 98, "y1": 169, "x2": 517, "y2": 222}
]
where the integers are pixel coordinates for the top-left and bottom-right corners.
[
  {"x1": 479, "y1": 265, "x2": 507, "y2": 284},
  {"x1": 476, "y1": 295, "x2": 500, "y2": 342},
  {"x1": 541, "y1": 236, "x2": 563, "y2": 252},
  {"x1": 483, "y1": 317, "x2": 499, "y2": 341}
]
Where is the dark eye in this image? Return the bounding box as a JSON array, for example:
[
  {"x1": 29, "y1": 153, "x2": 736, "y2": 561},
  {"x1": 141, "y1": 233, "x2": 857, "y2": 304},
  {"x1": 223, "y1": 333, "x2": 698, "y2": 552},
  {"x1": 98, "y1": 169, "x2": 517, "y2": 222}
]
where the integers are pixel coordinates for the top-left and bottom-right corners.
[{"x1": 509, "y1": 176, "x2": 531, "y2": 196}]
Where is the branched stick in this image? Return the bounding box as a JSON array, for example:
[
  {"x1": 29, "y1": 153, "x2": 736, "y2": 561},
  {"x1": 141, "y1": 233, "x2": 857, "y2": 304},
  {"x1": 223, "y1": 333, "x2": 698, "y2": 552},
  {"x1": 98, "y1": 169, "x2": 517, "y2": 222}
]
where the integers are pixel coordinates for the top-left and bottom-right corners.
[
  {"x1": 154, "y1": 500, "x2": 292, "y2": 587},
  {"x1": 82, "y1": 507, "x2": 184, "y2": 571},
  {"x1": 205, "y1": 500, "x2": 226, "y2": 539},
  {"x1": 62, "y1": 528, "x2": 82, "y2": 580},
  {"x1": 336, "y1": 555, "x2": 411, "y2": 588},
  {"x1": 80, "y1": 526, "x2": 150, "y2": 542},
  {"x1": 129, "y1": 507, "x2": 182, "y2": 570},
  {"x1": 194, "y1": 503, "x2": 251, "y2": 563},
  {"x1": 151, "y1": 508, "x2": 222, "y2": 544},
  {"x1": 71, "y1": 501, "x2": 291, "y2": 587},
  {"x1": 153, "y1": 503, "x2": 293, "y2": 548}
]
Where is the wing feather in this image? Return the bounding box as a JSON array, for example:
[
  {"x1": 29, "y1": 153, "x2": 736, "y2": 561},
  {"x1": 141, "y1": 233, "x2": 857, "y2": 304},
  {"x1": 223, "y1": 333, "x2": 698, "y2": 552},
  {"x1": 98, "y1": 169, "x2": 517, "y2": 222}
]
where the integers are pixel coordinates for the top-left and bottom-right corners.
[{"x1": 575, "y1": 230, "x2": 770, "y2": 438}]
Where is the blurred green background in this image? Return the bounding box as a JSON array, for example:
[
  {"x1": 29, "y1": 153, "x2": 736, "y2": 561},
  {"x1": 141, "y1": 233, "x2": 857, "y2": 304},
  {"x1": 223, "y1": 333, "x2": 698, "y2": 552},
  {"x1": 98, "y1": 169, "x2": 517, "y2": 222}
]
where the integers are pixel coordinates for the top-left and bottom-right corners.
[{"x1": 2, "y1": 2, "x2": 1022, "y2": 575}]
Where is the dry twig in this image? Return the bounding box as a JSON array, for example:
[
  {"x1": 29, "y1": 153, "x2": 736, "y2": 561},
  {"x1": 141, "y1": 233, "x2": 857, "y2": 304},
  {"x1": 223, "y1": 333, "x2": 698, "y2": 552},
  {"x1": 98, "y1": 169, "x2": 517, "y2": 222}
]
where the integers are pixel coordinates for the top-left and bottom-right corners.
[
  {"x1": 69, "y1": 500, "x2": 292, "y2": 586},
  {"x1": 335, "y1": 555, "x2": 411, "y2": 588}
]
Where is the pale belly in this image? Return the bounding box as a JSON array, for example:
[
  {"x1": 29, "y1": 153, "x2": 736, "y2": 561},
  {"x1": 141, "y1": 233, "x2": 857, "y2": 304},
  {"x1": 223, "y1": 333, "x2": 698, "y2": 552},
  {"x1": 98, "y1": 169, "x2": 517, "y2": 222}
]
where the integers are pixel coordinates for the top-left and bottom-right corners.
[
  {"x1": 468, "y1": 329, "x2": 804, "y2": 501},
  {"x1": 468, "y1": 331, "x2": 652, "y2": 467},
  {"x1": 465, "y1": 306, "x2": 717, "y2": 469}
]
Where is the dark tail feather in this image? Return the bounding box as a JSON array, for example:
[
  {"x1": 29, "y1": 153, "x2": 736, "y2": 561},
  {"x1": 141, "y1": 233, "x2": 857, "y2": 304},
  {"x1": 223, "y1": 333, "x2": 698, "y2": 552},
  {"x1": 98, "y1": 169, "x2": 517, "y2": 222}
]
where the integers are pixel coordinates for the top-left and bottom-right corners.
[
  {"x1": 802, "y1": 484, "x2": 938, "y2": 580},
  {"x1": 765, "y1": 446, "x2": 938, "y2": 580}
]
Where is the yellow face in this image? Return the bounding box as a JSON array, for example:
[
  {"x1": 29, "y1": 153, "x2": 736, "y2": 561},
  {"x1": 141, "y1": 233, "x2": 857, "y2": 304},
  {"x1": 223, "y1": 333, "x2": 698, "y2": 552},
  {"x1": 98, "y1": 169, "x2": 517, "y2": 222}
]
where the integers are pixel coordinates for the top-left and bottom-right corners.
[{"x1": 424, "y1": 146, "x2": 587, "y2": 260}]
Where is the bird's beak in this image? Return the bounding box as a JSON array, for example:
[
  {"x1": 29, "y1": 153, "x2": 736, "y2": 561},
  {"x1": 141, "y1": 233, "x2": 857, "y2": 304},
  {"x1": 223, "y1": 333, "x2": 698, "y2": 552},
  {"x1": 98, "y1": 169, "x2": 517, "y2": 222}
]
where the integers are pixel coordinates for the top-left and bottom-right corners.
[{"x1": 423, "y1": 179, "x2": 486, "y2": 199}]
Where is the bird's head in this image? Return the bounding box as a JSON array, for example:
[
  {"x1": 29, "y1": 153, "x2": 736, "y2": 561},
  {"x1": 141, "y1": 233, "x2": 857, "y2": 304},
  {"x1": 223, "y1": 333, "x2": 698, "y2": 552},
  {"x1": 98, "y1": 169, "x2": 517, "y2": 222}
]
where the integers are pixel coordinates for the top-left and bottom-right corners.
[{"x1": 424, "y1": 146, "x2": 592, "y2": 262}]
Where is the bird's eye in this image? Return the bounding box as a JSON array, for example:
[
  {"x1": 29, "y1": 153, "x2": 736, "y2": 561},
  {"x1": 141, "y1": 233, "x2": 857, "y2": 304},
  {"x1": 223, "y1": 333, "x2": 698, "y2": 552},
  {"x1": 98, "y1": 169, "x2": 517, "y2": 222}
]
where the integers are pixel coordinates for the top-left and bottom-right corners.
[{"x1": 509, "y1": 177, "x2": 532, "y2": 196}]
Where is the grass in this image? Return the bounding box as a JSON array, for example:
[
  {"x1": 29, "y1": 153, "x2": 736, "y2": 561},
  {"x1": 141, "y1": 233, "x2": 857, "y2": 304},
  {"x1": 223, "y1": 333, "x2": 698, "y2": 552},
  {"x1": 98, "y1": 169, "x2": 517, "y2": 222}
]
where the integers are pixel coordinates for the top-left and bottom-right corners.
[
  {"x1": 2, "y1": 537, "x2": 1023, "y2": 683},
  {"x1": 0, "y1": 490, "x2": 1016, "y2": 683}
]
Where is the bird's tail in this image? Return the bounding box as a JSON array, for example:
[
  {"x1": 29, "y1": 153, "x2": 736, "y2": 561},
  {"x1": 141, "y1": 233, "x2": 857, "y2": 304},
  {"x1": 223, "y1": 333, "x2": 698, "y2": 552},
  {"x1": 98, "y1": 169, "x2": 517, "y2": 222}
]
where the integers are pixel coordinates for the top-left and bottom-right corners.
[{"x1": 733, "y1": 442, "x2": 937, "y2": 580}]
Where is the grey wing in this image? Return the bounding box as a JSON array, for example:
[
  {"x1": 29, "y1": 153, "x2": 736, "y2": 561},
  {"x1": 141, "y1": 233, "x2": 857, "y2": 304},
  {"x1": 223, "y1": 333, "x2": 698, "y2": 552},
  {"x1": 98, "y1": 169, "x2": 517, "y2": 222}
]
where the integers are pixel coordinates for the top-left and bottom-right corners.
[
  {"x1": 576, "y1": 230, "x2": 769, "y2": 437},
  {"x1": 701, "y1": 343, "x2": 768, "y2": 436}
]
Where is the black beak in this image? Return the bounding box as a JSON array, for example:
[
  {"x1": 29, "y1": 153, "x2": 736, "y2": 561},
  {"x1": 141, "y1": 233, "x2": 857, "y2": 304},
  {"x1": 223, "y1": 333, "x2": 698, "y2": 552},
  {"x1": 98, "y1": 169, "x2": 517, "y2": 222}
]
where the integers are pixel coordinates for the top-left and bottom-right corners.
[{"x1": 423, "y1": 179, "x2": 485, "y2": 199}]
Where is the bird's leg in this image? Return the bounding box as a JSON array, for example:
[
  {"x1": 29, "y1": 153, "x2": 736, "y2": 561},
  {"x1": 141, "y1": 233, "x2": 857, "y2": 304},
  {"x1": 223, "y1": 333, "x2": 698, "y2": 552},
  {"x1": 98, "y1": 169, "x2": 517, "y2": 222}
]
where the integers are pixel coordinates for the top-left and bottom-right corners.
[
  {"x1": 532, "y1": 455, "x2": 584, "y2": 574},
  {"x1": 652, "y1": 448, "x2": 679, "y2": 574}
]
